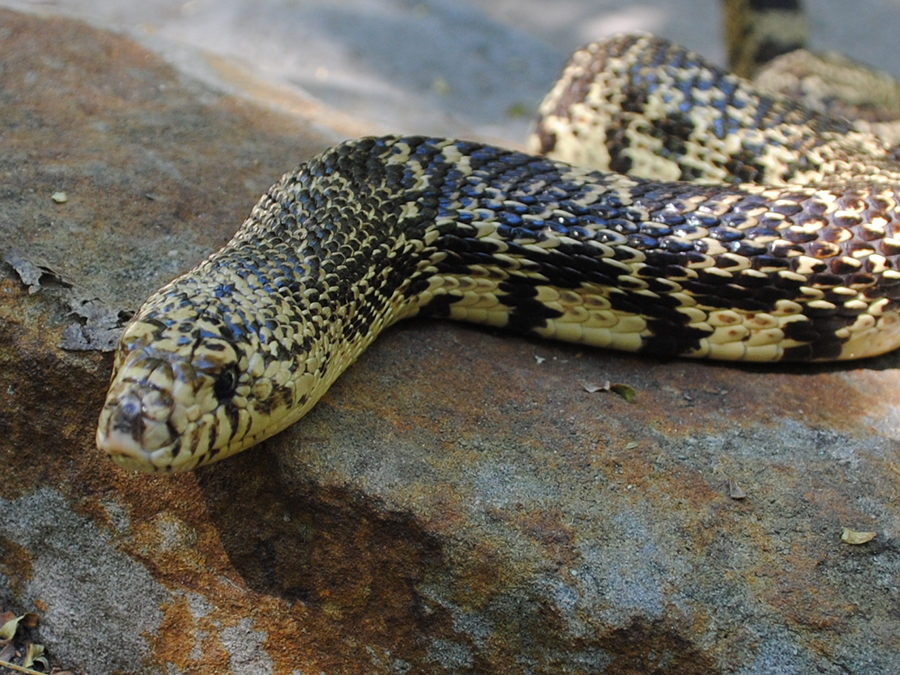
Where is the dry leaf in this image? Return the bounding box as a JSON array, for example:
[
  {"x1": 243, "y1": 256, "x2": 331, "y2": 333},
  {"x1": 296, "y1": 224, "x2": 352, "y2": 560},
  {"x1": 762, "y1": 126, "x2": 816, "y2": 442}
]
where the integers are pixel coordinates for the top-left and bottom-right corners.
[
  {"x1": 727, "y1": 478, "x2": 747, "y2": 500},
  {"x1": 0, "y1": 643, "x2": 15, "y2": 662},
  {"x1": 59, "y1": 297, "x2": 131, "y2": 352},
  {"x1": 841, "y1": 527, "x2": 876, "y2": 545},
  {"x1": 430, "y1": 77, "x2": 450, "y2": 95},
  {"x1": 583, "y1": 381, "x2": 637, "y2": 401},
  {"x1": 23, "y1": 642, "x2": 46, "y2": 669},
  {"x1": 583, "y1": 381, "x2": 610, "y2": 393},
  {"x1": 0, "y1": 659, "x2": 47, "y2": 675},
  {"x1": 2, "y1": 253, "x2": 44, "y2": 293},
  {"x1": 0, "y1": 615, "x2": 22, "y2": 641},
  {"x1": 2, "y1": 250, "x2": 70, "y2": 294},
  {"x1": 609, "y1": 383, "x2": 637, "y2": 402}
]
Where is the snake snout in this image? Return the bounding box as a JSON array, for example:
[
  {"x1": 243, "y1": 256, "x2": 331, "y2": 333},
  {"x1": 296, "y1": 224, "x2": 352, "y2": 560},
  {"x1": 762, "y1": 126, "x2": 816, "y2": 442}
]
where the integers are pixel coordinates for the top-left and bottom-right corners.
[{"x1": 96, "y1": 355, "x2": 184, "y2": 472}]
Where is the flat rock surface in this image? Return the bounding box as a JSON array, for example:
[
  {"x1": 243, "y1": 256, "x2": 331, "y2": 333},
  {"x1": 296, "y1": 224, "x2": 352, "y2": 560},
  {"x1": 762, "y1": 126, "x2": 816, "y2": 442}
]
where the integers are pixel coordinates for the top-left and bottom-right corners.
[
  {"x1": 4, "y1": 0, "x2": 900, "y2": 144},
  {"x1": 0, "y1": 4, "x2": 899, "y2": 675}
]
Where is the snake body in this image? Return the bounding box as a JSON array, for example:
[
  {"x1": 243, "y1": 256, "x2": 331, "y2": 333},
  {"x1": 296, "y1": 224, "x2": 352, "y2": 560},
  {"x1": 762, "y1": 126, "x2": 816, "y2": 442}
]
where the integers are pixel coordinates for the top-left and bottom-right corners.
[
  {"x1": 721, "y1": 0, "x2": 806, "y2": 79},
  {"x1": 97, "y1": 35, "x2": 900, "y2": 473}
]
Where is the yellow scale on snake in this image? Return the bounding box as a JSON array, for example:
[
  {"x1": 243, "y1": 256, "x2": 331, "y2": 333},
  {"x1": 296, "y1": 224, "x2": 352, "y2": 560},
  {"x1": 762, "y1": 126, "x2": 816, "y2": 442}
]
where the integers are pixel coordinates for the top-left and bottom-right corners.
[{"x1": 96, "y1": 35, "x2": 900, "y2": 473}]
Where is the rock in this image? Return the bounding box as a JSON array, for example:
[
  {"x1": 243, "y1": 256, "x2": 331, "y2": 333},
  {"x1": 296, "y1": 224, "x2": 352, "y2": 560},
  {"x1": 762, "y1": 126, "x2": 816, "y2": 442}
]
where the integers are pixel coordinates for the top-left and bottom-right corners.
[{"x1": 1, "y1": 6, "x2": 899, "y2": 675}]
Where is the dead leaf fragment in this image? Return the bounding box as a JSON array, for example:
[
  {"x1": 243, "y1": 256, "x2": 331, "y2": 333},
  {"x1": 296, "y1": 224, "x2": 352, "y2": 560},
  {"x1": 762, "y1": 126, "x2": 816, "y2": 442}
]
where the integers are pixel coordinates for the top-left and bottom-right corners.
[
  {"x1": 507, "y1": 102, "x2": 529, "y2": 118},
  {"x1": 59, "y1": 294, "x2": 132, "y2": 352},
  {"x1": 3, "y1": 252, "x2": 46, "y2": 293},
  {"x1": 841, "y1": 527, "x2": 876, "y2": 545},
  {"x1": 2, "y1": 249, "x2": 72, "y2": 294},
  {"x1": 0, "y1": 606, "x2": 68, "y2": 674},
  {"x1": 23, "y1": 642, "x2": 46, "y2": 669},
  {"x1": 583, "y1": 381, "x2": 637, "y2": 401},
  {"x1": 51, "y1": 191, "x2": 67, "y2": 203},
  {"x1": 431, "y1": 77, "x2": 450, "y2": 95},
  {"x1": 727, "y1": 478, "x2": 747, "y2": 500},
  {"x1": 0, "y1": 616, "x2": 22, "y2": 641},
  {"x1": 609, "y1": 383, "x2": 637, "y2": 402},
  {"x1": 0, "y1": 657, "x2": 48, "y2": 675},
  {"x1": 583, "y1": 380, "x2": 610, "y2": 393}
]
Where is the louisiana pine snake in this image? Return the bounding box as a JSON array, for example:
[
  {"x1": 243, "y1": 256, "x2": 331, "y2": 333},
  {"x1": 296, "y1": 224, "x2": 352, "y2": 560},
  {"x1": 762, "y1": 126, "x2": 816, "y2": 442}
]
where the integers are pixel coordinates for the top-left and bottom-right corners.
[{"x1": 97, "y1": 34, "x2": 900, "y2": 473}]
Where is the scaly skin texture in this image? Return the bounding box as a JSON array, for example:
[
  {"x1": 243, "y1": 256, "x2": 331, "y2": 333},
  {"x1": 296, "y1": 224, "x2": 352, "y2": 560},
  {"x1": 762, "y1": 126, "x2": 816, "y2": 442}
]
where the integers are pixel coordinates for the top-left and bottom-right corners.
[
  {"x1": 529, "y1": 35, "x2": 896, "y2": 186},
  {"x1": 98, "y1": 37, "x2": 900, "y2": 473}
]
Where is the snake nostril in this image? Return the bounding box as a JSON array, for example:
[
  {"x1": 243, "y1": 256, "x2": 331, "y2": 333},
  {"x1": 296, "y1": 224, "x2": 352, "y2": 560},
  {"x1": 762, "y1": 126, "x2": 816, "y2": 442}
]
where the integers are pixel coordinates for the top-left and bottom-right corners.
[
  {"x1": 111, "y1": 393, "x2": 144, "y2": 437},
  {"x1": 121, "y1": 394, "x2": 141, "y2": 417}
]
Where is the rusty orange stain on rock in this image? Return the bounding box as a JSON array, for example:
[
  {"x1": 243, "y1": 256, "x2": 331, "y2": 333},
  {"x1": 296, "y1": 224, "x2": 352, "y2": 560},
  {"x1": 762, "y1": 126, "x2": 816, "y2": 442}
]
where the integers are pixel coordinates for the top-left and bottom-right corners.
[
  {"x1": 148, "y1": 596, "x2": 208, "y2": 673},
  {"x1": 0, "y1": 536, "x2": 33, "y2": 599}
]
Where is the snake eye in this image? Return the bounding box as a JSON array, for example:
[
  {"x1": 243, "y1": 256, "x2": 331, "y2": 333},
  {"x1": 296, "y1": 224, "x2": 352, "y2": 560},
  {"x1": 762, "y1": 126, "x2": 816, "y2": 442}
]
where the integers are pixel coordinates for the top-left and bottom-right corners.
[{"x1": 212, "y1": 366, "x2": 239, "y2": 401}]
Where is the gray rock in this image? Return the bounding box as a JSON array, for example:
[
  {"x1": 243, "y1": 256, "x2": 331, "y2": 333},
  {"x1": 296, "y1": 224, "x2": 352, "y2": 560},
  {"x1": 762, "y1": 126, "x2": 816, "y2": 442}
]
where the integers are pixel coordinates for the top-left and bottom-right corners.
[{"x1": 0, "y1": 5, "x2": 898, "y2": 675}]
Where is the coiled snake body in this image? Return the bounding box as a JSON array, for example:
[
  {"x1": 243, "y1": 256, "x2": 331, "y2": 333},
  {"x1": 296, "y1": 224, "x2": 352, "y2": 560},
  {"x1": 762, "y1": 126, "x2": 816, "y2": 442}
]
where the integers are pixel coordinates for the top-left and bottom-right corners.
[{"x1": 97, "y1": 35, "x2": 900, "y2": 473}]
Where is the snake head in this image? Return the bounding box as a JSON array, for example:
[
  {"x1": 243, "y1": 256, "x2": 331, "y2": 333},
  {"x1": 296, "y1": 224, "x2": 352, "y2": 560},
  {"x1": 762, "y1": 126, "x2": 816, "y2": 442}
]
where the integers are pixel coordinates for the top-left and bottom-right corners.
[
  {"x1": 96, "y1": 306, "x2": 306, "y2": 473},
  {"x1": 97, "y1": 319, "x2": 236, "y2": 472}
]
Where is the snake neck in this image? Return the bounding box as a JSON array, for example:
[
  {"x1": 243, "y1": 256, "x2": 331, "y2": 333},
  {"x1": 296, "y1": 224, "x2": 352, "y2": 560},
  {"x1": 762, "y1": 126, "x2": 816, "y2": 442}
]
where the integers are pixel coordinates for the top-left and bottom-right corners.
[
  {"x1": 240, "y1": 135, "x2": 900, "y2": 364},
  {"x1": 109, "y1": 135, "x2": 651, "y2": 464}
]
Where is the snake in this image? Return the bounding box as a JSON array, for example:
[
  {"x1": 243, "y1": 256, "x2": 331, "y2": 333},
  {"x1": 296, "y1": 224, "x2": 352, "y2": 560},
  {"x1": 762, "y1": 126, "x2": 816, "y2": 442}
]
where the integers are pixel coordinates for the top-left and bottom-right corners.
[
  {"x1": 96, "y1": 34, "x2": 900, "y2": 473},
  {"x1": 721, "y1": 0, "x2": 807, "y2": 80}
]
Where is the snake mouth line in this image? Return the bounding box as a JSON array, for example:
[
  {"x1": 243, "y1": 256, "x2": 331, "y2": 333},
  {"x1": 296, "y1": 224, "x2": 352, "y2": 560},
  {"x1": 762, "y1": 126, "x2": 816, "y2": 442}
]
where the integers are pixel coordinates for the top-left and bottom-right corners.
[
  {"x1": 97, "y1": 411, "x2": 183, "y2": 471},
  {"x1": 97, "y1": 425, "x2": 153, "y2": 462}
]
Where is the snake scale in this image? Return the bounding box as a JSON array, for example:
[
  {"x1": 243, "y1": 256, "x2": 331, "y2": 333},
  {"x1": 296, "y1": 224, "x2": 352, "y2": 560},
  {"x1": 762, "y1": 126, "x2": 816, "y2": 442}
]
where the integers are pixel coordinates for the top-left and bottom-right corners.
[{"x1": 97, "y1": 34, "x2": 900, "y2": 473}]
